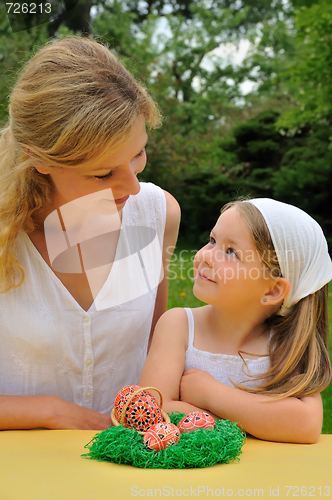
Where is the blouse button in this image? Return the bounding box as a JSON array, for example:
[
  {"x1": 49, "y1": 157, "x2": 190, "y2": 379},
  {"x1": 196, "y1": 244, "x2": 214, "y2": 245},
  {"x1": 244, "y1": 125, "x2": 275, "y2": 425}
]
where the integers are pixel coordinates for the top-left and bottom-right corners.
[
  {"x1": 85, "y1": 390, "x2": 92, "y2": 398},
  {"x1": 85, "y1": 358, "x2": 93, "y2": 366},
  {"x1": 83, "y1": 315, "x2": 90, "y2": 323}
]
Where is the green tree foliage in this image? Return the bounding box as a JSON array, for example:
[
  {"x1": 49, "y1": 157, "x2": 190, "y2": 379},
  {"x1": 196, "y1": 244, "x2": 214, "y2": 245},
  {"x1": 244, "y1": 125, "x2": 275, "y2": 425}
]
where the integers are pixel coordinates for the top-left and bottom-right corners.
[
  {"x1": 172, "y1": 170, "x2": 245, "y2": 246},
  {"x1": 0, "y1": 4, "x2": 78, "y2": 123},
  {"x1": 176, "y1": 107, "x2": 332, "y2": 249},
  {"x1": 89, "y1": 0, "x2": 332, "y2": 247},
  {"x1": 234, "y1": 110, "x2": 332, "y2": 250},
  {"x1": 240, "y1": 2, "x2": 296, "y2": 93},
  {"x1": 1, "y1": 0, "x2": 330, "y2": 248},
  {"x1": 0, "y1": 4, "x2": 50, "y2": 123},
  {"x1": 48, "y1": 0, "x2": 94, "y2": 36},
  {"x1": 92, "y1": 0, "x2": 293, "y2": 117},
  {"x1": 163, "y1": 110, "x2": 284, "y2": 245},
  {"x1": 48, "y1": 0, "x2": 289, "y2": 39},
  {"x1": 273, "y1": 126, "x2": 332, "y2": 248},
  {"x1": 90, "y1": 0, "x2": 296, "y2": 191},
  {"x1": 276, "y1": 1, "x2": 332, "y2": 131}
]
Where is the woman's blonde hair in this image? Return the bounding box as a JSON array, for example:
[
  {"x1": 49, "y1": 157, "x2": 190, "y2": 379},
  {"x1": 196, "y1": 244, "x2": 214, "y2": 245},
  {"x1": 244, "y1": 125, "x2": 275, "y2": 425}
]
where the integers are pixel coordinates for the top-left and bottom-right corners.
[
  {"x1": 0, "y1": 36, "x2": 162, "y2": 292},
  {"x1": 221, "y1": 200, "x2": 331, "y2": 399}
]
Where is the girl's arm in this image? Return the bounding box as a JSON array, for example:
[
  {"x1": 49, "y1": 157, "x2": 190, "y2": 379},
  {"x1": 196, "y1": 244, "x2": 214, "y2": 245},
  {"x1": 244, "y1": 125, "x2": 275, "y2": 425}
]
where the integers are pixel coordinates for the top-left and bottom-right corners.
[
  {"x1": 147, "y1": 191, "x2": 180, "y2": 350},
  {"x1": 139, "y1": 308, "x2": 205, "y2": 415},
  {"x1": 0, "y1": 395, "x2": 112, "y2": 430},
  {"x1": 180, "y1": 369, "x2": 323, "y2": 444}
]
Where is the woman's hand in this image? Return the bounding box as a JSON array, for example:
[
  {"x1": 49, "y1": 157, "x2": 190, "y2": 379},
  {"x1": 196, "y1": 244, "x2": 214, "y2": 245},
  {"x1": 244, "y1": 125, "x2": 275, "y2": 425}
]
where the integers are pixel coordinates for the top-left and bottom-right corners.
[
  {"x1": 42, "y1": 396, "x2": 112, "y2": 430},
  {"x1": 0, "y1": 395, "x2": 112, "y2": 430},
  {"x1": 180, "y1": 368, "x2": 216, "y2": 409}
]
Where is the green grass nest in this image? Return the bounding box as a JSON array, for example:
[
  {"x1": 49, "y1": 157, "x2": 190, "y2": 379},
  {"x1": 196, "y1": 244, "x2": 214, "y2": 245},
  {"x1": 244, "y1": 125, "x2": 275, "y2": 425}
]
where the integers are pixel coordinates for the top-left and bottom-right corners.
[{"x1": 82, "y1": 412, "x2": 246, "y2": 469}]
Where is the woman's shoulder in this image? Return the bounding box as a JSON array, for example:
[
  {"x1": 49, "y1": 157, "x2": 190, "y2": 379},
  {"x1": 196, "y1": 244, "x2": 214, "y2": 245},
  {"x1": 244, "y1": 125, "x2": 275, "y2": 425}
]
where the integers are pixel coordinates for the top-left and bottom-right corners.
[
  {"x1": 162, "y1": 189, "x2": 180, "y2": 248},
  {"x1": 135, "y1": 183, "x2": 180, "y2": 216},
  {"x1": 163, "y1": 189, "x2": 180, "y2": 221},
  {"x1": 126, "y1": 183, "x2": 180, "y2": 239},
  {"x1": 134, "y1": 182, "x2": 165, "y2": 203},
  {"x1": 126, "y1": 182, "x2": 166, "y2": 223}
]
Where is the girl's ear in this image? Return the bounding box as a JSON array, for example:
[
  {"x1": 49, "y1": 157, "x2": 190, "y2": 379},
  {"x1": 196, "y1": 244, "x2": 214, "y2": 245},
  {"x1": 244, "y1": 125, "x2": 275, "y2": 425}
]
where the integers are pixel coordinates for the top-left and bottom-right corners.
[{"x1": 263, "y1": 278, "x2": 291, "y2": 306}]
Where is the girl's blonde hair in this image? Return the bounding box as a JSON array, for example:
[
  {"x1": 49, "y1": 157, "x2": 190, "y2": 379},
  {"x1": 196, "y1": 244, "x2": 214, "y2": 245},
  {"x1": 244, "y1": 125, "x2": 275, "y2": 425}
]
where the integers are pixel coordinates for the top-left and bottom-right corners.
[
  {"x1": 0, "y1": 36, "x2": 162, "y2": 292},
  {"x1": 221, "y1": 200, "x2": 331, "y2": 399}
]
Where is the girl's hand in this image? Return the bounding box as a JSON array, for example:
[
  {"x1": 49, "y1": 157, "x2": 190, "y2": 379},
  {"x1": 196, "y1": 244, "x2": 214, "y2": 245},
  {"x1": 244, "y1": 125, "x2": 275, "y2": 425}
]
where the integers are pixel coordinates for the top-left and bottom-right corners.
[
  {"x1": 180, "y1": 368, "x2": 216, "y2": 409},
  {"x1": 181, "y1": 371, "x2": 324, "y2": 443}
]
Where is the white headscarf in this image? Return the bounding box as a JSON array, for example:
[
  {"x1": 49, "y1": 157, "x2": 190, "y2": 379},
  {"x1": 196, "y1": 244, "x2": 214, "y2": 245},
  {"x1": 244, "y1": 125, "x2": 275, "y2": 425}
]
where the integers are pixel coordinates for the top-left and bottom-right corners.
[{"x1": 245, "y1": 198, "x2": 332, "y2": 316}]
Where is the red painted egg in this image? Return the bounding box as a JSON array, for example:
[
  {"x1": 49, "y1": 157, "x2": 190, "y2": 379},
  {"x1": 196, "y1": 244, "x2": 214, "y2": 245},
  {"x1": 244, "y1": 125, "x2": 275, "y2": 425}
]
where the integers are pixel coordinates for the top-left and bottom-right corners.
[
  {"x1": 178, "y1": 412, "x2": 215, "y2": 433},
  {"x1": 114, "y1": 385, "x2": 141, "y2": 421},
  {"x1": 143, "y1": 422, "x2": 180, "y2": 451},
  {"x1": 114, "y1": 385, "x2": 163, "y2": 433}
]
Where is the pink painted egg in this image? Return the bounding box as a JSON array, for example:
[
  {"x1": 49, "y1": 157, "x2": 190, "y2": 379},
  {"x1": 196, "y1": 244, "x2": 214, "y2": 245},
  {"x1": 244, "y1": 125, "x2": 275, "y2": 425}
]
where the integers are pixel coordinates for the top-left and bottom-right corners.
[
  {"x1": 114, "y1": 385, "x2": 163, "y2": 433},
  {"x1": 178, "y1": 412, "x2": 215, "y2": 433},
  {"x1": 143, "y1": 422, "x2": 180, "y2": 451}
]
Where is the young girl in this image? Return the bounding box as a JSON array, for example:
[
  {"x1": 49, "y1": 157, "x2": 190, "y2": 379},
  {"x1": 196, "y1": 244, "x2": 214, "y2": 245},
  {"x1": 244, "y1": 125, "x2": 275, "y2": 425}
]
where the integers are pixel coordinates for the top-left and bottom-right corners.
[
  {"x1": 0, "y1": 37, "x2": 180, "y2": 430},
  {"x1": 140, "y1": 198, "x2": 332, "y2": 443}
]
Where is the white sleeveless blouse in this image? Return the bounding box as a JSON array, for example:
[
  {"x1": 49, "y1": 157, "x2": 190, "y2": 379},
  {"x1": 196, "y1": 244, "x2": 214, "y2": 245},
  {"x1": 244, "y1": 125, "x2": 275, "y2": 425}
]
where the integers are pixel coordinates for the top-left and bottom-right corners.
[
  {"x1": 0, "y1": 182, "x2": 166, "y2": 415},
  {"x1": 184, "y1": 308, "x2": 270, "y2": 389}
]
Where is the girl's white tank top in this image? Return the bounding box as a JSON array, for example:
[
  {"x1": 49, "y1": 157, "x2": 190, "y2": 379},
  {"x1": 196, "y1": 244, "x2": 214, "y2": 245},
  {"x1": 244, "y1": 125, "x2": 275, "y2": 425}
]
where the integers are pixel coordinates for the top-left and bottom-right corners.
[{"x1": 184, "y1": 308, "x2": 270, "y2": 389}]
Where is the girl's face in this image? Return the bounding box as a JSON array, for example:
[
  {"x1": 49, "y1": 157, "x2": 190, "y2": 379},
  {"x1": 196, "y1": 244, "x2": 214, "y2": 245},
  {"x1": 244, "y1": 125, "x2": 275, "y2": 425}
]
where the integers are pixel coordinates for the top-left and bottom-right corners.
[
  {"x1": 193, "y1": 207, "x2": 273, "y2": 310},
  {"x1": 35, "y1": 115, "x2": 148, "y2": 213}
]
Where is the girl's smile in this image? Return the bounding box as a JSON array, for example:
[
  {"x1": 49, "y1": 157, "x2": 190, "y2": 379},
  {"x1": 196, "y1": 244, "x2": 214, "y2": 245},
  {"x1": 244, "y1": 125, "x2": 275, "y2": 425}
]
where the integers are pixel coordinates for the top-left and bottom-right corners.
[{"x1": 197, "y1": 270, "x2": 216, "y2": 283}]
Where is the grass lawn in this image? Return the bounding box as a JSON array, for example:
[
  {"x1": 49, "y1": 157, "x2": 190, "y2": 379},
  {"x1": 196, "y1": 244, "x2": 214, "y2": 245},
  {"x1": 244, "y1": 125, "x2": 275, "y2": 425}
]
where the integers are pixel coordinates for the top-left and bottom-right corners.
[{"x1": 167, "y1": 248, "x2": 332, "y2": 434}]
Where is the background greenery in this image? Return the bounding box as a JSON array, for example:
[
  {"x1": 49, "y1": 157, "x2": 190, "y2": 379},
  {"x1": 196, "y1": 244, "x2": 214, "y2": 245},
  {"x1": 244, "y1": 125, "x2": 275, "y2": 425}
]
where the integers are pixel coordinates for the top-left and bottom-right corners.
[
  {"x1": 2, "y1": 0, "x2": 331, "y2": 248},
  {"x1": 1, "y1": 0, "x2": 332, "y2": 430}
]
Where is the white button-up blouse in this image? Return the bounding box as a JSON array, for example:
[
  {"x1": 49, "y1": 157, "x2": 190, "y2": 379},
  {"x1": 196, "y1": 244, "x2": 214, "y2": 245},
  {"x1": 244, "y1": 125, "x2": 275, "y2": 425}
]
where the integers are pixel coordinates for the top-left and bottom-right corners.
[{"x1": 0, "y1": 182, "x2": 166, "y2": 415}]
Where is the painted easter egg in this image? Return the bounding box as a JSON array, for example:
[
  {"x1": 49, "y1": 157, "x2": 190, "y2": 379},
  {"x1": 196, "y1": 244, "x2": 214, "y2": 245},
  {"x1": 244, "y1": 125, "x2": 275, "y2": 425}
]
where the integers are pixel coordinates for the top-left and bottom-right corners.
[
  {"x1": 114, "y1": 385, "x2": 141, "y2": 421},
  {"x1": 143, "y1": 422, "x2": 181, "y2": 451},
  {"x1": 113, "y1": 385, "x2": 163, "y2": 433},
  {"x1": 178, "y1": 412, "x2": 215, "y2": 433}
]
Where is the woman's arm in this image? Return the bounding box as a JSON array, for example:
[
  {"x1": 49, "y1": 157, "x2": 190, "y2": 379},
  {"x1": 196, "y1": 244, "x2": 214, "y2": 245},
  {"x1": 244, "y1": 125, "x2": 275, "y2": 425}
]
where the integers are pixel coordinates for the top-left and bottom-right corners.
[
  {"x1": 148, "y1": 190, "x2": 180, "y2": 350},
  {"x1": 180, "y1": 369, "x2": 323, "y2": 444},
  {"x1": 140, "y1": 308, "x2": 205, "y2": 415},
  {"x1": 0, "y1": 395, "x2": 112, "y2": 430}
]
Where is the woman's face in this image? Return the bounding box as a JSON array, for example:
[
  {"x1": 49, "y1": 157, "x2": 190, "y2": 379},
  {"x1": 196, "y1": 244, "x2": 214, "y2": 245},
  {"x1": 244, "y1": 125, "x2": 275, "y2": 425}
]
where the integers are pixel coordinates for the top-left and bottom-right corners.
[{"x1": 36, "y1": 115, "x2": 148, "y2": 213}]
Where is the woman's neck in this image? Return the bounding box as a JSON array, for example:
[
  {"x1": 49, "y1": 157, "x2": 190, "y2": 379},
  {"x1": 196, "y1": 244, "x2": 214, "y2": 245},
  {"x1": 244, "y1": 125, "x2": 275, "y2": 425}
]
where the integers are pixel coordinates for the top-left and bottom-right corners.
[{"x1": 31, "y1": 200, "x2": 123, "y2": 233}]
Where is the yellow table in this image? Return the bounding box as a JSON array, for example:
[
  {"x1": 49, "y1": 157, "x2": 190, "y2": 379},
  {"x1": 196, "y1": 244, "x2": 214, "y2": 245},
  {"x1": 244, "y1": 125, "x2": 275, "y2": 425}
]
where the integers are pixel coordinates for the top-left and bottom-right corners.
[{"x1": 0, "y1": 430, "x2": 331, "y2": 500}]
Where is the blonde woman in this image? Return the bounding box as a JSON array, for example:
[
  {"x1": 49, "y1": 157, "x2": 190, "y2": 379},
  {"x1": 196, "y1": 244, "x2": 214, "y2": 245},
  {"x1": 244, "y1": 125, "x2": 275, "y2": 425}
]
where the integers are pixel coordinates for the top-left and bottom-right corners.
[
  {"x1": 140, "y1": 199, "x2": 332, "y2": 443},
  {"x1": 0, "y1": 37, "x2": 180, "y2": 430}
]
